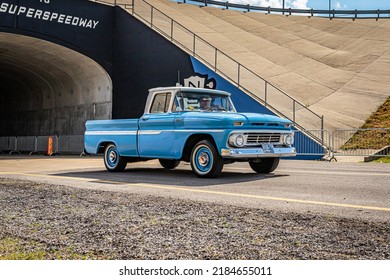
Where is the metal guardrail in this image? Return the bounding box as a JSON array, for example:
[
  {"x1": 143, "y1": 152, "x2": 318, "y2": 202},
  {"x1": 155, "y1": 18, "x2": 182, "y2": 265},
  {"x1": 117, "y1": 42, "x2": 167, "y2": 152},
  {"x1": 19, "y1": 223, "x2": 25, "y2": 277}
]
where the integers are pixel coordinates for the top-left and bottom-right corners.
[
  {"x1": 91, "y1": 0, "x2": 389, "y2": 154},
  {"x1": 92, "y1": 0, "x2": 325, "y2": 140},
  {"x1": 92, "y1": 0, "x2": 133, "y2": 9},
  {"x1": 129, "y1": 0, "x2": 325, "y2": 142},
  {"x1": 329, "y1": 128, "x2": 390, "y2": 160},
  {"x1": 90, "y1": 0, "x2": 326, "y2": 149},
  {"x1": 0, "y1": 135, "x2": 85, "y2": 156},
  {"x1": 179, "y1": 0, "x2": 390, "y2": 20},
  {"x1": 293, "y1": 129, "x2": 331, "y2": 157},
  {"x1": 1, "y1": 129, "x2": 389, "y2": 160}
]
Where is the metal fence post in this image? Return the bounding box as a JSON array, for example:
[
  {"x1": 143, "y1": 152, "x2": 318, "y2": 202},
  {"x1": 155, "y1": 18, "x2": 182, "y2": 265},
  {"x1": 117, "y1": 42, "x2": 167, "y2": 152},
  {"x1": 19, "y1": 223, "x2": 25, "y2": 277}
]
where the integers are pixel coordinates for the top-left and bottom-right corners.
[
  {"x1": 171, "y1": 18, "x2": 174, "y2": 40},
  {"x1": 321, "y1": 116, "x2": 324, "y2": 144},
  {"x1": 193, "y1": 34, "x2": 196, "y2": 56},
  {"x1": 237, "y1": 63, "x2": 240, "y2": 86},
  {"x1": 151, "y1": 6, "x2": 154, "y2": 28},
  {"x1": 214, "y1": 49, "x2": 218, "y2": 72},
  {"x1": 9, "y1": 136, "x2": 20, "y2": 155},
  {"x1": 29, "y1": 136, "x2": 40, "y2": 155},
  {"x1": 293, "y1": 100, "x2": 296, "y2": 124},
  {"x1": 50, "y1": 135, "x2": 61, "y2": 156}
]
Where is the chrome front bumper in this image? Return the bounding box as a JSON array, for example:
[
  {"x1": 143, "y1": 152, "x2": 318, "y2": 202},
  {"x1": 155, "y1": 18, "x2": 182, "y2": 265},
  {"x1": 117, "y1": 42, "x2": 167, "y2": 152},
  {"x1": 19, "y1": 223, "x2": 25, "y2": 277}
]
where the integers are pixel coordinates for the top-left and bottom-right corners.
[{"x1": 221, "y1": 147, "x2": 296, "y2": 158}]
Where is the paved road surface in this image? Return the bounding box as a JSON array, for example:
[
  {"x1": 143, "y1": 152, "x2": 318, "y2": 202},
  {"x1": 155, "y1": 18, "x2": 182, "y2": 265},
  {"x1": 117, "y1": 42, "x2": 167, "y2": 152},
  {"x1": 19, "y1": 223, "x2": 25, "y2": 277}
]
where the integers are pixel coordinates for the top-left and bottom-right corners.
[{"x1": 0, "y1": 155, "x2": 389, "y2": 222}]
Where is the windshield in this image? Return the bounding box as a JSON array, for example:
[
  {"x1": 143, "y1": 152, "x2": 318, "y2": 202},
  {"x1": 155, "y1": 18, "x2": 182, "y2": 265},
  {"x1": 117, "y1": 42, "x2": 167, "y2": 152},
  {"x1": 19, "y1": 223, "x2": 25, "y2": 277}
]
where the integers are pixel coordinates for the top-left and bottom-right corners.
[{"x1": 173, "y1": 91, "x2": 236, "y2": 113}]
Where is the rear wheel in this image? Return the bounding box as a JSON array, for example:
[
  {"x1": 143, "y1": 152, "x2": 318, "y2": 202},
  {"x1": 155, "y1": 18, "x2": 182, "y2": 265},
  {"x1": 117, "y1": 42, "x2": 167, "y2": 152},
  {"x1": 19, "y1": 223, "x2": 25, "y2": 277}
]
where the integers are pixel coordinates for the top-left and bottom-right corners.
[
  {"x1": 190, "y1": 140, "x2": 223, "y2": 178},
  {"x1": 159, "y1": 159, "x2": 180, "y2": 169},
  {"x1": 249, "y1": 158, "x2": 279, "y2": 174},
  {"x1": 104, "y1": 144, "x2": 127, "y2": 172}
]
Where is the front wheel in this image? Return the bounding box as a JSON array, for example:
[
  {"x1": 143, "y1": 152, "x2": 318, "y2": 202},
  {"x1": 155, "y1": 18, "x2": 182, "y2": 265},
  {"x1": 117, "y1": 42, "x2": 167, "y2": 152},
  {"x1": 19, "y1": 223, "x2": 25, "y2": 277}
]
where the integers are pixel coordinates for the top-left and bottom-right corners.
[
  {"x1": 104, "y1": 144, "x2": 127, "y2": 172},
  {"x1": 249, "y1": 158, "x2": 279, "y2": 174},
  {"x1": 190, "y1": 140, "x2": 223, "y2": 178}
]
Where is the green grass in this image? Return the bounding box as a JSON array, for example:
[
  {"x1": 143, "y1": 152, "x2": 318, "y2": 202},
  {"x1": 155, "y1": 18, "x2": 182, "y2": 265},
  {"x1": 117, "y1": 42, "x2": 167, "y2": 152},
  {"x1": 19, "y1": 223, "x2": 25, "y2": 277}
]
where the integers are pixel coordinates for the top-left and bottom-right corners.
[
  {"x1": 0, "y1": 236, "x2": 95, "y2": 260},
  {"x1": 341, "y1": 97, "x2": 390, "y2": 150},
  {"x1": 361, "y1": 97, "x2": 390, "y2": 129},
  {"x1": 372, "y1": 157, "x2": 390, "y2": 164}
]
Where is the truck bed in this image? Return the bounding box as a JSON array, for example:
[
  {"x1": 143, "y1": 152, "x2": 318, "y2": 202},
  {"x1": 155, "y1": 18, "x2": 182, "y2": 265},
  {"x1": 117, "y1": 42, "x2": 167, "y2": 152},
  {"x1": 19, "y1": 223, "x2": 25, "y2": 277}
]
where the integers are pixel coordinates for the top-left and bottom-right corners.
[{"x1": 84, "y1": 119, "x2": 139, "y2": 156}]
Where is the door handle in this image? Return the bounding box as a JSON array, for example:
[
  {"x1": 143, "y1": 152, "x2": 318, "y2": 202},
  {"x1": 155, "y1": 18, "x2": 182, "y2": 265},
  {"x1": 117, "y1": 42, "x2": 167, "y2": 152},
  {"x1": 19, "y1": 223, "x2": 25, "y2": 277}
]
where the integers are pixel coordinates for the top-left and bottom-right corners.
[{"x1": 141, "y1": 116, "x2": 149, "y2": 121}]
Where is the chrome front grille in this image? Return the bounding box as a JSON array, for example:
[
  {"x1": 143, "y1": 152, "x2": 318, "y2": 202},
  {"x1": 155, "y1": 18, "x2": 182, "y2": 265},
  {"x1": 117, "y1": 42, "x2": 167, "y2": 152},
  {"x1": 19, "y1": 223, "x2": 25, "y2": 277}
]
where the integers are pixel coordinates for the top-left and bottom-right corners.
[{"x1": 245, "y1": 133, "x2": 281, "y2": 146}]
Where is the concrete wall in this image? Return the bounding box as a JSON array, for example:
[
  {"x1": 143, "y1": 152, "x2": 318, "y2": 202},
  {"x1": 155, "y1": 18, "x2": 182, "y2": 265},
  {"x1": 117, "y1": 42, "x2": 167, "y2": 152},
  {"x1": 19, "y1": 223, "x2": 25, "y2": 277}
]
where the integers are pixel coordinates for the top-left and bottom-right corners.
[{"x1": 112, "y1": 7, "x2": 195, "y2": 119}]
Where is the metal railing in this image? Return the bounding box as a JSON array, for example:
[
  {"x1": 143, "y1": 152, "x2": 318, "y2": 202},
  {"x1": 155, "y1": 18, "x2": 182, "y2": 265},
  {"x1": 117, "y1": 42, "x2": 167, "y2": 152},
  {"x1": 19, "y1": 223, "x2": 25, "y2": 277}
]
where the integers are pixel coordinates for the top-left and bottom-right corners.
[
  {"x1": 179, "y1": 0, "x2": 390, "y2": 20},
  {"x1": 1, "y1": 128, "x2": 389, "y2": 160},
  {"x1": 129, "y1": 0, "x2": 324, "y2": 140},
  {"x1": 91, "y1": 1, "x2": 389, "y2": 156},
  {"x1": 329, "y1": 128, "x2": 390, "y2": 160},
  {"x1": 92, "y1": 0, "x2": 325, "y2": 137},
  {"x1": 293, "y1": 129, "x2": 331, "y2": 157},
  {"x1": 92, "y1": 0, "x2": 133, "y2": 9},
  {"x1": 90, "y1": 0, "x2": 326, "y2": 149},
  {"x1": 0, "y1": 135, "x2": 85, "y2": 156}
]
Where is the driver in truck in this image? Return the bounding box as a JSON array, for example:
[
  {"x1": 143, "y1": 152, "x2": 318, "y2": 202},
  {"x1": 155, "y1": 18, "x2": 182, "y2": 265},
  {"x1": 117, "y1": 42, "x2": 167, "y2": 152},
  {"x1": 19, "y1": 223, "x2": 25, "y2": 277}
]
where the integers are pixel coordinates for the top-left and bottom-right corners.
[{"x1": 199, "y1": 96, "x2": 212, "y2": 110}]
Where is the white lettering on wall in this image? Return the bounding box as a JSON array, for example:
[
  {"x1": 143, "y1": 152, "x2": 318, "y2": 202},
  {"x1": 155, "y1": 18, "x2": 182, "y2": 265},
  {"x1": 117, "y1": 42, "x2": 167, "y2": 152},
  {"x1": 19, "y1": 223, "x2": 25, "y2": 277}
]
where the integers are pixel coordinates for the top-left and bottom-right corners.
[{"x1": 0, "y1": 2, "x2": 100, "y2": 30}]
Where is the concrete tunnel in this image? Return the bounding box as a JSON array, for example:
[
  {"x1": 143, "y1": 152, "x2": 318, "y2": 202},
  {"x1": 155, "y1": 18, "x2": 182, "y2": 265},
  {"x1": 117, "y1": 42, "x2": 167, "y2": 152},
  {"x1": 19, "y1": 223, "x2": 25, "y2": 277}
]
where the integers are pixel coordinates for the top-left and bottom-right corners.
[{"x1": 0, "y1": 32, "x2": 112, "y2": 137}]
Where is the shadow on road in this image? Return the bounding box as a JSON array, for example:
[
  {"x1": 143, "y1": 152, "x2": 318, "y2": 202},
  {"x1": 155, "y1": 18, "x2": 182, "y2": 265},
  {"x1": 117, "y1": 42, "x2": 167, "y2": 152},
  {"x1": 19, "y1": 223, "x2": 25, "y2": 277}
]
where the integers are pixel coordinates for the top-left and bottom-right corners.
[{"x1": 53, "y1": 166, "x2": 289, "y2": 187}]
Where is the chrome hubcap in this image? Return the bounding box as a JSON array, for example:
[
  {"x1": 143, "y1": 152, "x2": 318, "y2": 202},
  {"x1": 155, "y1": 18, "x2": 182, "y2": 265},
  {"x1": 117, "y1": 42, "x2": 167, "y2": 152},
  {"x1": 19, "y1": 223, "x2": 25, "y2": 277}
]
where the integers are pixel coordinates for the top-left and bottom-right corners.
[
  {"x1": 198, "y1": 152, "x2": 209, "y2": 167},
  {"x1": 109, "y1": 151, "x2": 117, "y2": 162}
]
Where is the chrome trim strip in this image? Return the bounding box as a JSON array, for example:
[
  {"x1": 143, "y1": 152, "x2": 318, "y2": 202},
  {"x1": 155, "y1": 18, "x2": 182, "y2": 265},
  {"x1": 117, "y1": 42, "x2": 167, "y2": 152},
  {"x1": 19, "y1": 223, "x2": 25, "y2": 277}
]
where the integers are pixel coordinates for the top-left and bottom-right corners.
[
  {"x1": 140, "y1": 130, "x2": 225, "y2": 134},
  {"x1": 85, "y1": 131, "x2": 136, "y2": 135},
  {"x1": 138, "y1": 130, "x2": 166, "y2": 135},
  {"x1": 221, "y1": 147, "x2": 296, "y2": 158},
  {"x1": 228, "y1": 130, "x2": 293, "y2": 147},
  {"x1": 87, "y1": 129, "x2": 225, "y2": 136},
  {"x1": 229, "y1": 129, "x2": 292, "y2": 134},
  {"x1": 175, "y1": 129, "x2": 225, "y2": 133}
]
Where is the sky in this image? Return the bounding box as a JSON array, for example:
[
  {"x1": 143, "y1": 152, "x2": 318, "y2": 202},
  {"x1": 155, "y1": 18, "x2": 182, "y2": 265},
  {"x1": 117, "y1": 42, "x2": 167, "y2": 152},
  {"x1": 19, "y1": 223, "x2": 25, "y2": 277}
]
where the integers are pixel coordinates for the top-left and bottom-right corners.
[{"x1": 228, "y1": 0, "x2": 389, "y2": 10}]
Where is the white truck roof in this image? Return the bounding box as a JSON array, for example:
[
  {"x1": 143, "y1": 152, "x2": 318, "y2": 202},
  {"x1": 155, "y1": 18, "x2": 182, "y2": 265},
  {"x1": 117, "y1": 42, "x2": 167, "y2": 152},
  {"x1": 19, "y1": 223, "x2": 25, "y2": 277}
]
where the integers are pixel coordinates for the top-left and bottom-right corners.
[{"x1": 148, "y1": 87, "x2": 231, "y2": 96}]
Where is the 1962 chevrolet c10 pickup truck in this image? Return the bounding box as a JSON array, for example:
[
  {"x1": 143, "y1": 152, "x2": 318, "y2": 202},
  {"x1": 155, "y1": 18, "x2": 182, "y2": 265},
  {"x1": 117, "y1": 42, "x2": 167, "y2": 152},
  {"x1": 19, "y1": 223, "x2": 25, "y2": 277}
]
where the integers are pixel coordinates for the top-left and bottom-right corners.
[{"x1": 84, "y1": 87, "x2": 296, "y2": 178}]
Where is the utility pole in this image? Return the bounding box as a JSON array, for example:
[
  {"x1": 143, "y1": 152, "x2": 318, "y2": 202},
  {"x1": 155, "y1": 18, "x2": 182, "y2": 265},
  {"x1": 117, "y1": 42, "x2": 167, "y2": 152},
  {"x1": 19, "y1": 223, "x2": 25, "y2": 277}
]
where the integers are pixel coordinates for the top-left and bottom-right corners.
[
  {"x1": 283, "y1": 0, "x2": 285, "y2": 15},
  {"x1": 329, "y1": 0, "x2": 331, "y2": 18}
]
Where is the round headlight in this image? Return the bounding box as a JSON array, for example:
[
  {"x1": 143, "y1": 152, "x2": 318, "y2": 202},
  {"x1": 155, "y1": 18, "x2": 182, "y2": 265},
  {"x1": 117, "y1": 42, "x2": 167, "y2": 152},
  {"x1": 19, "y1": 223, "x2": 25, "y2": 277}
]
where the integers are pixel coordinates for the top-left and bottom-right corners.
[
  {"x1": 284, "y1": 134, "x2": 294, "y2": 146},
  {"x1": 235, "y1": 135, "x2": 245, "y2": 147},
  {"x1": 229, "y1": 134, "x2": 245, "y2": 147}
]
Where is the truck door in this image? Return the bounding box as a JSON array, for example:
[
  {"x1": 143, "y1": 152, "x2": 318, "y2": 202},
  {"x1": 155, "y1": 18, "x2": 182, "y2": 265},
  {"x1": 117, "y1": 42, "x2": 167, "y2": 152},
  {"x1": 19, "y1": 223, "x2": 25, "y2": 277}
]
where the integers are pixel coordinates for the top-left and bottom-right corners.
[{"x1": 138, "y1": 91, "x2": 175, "y2": 158}]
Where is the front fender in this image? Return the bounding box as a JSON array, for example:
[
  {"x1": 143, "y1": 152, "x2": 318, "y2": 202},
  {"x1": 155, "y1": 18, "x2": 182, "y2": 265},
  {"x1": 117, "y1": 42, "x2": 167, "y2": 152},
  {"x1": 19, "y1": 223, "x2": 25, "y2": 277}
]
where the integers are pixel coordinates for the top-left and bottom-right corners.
[{"x1": 173, "y1": 130, "x2": 230, "y2": 160}]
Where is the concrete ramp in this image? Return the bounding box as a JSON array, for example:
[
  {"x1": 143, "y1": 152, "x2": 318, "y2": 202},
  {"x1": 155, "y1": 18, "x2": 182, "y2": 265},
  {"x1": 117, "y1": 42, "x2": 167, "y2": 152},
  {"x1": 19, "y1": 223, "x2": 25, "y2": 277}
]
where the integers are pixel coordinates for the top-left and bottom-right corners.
[{"x1": 127, "y1": 0, "x2": 390, "y2": 132}]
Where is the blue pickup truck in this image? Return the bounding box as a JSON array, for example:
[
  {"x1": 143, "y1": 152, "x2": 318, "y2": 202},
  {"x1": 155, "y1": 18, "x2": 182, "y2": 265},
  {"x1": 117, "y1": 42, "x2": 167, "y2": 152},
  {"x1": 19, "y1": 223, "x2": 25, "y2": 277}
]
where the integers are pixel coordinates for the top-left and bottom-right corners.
[{"x1": 84, "y1": 87, "x2": 296, "y2": 178}]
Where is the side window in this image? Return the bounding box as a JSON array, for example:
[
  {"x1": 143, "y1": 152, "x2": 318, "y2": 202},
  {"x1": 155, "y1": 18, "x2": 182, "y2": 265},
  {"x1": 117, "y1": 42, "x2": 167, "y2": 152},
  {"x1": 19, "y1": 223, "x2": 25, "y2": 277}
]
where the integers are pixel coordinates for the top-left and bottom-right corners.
[{"x1": 150, "y1": 92, "x2": 172, "y2": 113}]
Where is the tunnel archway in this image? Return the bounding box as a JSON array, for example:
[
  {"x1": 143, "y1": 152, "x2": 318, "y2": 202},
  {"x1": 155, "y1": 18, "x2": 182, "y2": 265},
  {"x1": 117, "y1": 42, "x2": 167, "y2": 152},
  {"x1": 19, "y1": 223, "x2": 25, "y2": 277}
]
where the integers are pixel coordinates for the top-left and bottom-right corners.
[{"x1": 0, "y1": 32, "x2": 112, "y2": 137}]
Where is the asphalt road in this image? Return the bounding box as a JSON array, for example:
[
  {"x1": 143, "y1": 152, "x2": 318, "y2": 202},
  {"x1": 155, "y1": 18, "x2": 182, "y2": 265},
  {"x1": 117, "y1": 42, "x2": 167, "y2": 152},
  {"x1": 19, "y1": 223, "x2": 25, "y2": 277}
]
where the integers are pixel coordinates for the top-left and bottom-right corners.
[{"x1": 0, "y1": 155, "x2": 389, "y2": 222}]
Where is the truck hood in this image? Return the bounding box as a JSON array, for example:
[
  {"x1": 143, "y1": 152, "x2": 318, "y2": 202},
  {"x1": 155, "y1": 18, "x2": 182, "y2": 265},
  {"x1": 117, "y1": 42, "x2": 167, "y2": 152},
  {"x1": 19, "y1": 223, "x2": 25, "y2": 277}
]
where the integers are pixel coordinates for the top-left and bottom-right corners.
[{"x1": 181, "y1": 112, "x2": 291, "y2": 129}]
